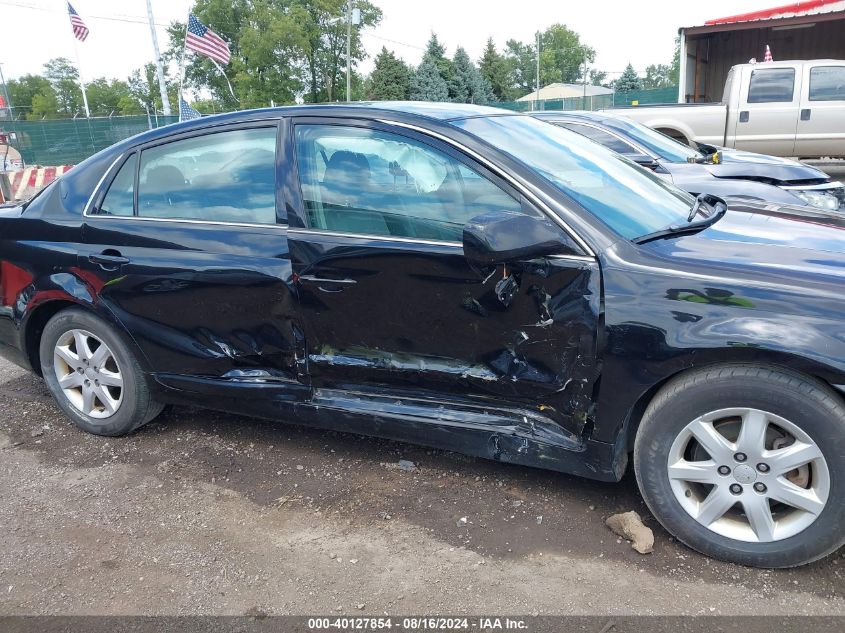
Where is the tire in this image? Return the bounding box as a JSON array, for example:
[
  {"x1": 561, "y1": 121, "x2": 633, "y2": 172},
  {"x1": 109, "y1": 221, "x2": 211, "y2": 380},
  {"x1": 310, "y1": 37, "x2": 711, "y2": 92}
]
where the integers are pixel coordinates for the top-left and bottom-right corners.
[
  {"x1": 634, "y1": 364, "x2": 845, "y2": 568},
  {"x1": 39, "y1": 307, "x2": 164, "y2": 436}
]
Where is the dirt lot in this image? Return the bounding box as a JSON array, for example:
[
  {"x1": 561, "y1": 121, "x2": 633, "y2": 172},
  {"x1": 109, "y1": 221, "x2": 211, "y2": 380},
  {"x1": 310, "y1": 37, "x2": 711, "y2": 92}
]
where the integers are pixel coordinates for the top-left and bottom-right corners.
[{"x1": 1, "y1": 358, "x2": 844, "y2": 616}]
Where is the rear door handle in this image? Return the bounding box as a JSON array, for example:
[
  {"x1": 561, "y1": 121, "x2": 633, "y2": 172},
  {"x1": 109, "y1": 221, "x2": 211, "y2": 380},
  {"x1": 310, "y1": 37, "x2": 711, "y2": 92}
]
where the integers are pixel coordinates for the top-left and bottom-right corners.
[
  {"x1": 800, "y1": 108, "x2": 811, "y2": 121},
  {"x1": 88, "y1": 252, "x2": 129, "y2": 270}
]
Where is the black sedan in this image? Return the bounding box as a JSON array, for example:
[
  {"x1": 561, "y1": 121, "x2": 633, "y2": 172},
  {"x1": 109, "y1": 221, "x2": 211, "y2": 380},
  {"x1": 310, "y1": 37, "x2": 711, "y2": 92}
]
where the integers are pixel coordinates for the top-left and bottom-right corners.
[
  {"x1": 1, "y1": 103, "x2": 843, "y2": 568},
  {"x1": 532, "y1": 110, "x2": 845, "y2": 212}
]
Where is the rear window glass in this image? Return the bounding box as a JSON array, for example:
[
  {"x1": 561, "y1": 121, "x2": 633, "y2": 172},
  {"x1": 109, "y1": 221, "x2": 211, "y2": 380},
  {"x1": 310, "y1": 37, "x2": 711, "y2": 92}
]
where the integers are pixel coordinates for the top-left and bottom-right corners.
[
  {"x1": 747, "y1": 68, "x2": 795, "y2": 103},
  {"x1": 556, "y1": 123, "x2": 635, "y2": 155},
  {"x1": 809, "y1": 66, "x2": 845, "y2": 101}
]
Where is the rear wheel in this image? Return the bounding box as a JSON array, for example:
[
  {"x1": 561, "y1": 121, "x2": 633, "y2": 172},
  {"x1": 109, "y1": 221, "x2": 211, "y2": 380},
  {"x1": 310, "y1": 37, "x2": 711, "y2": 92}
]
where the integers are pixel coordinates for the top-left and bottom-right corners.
[
  {"x1": 634, "y1": 365, "x2": 845, "y2": 567},
  {"x1": 39, "y1": 308, "x2": 164, "y2": 436}
]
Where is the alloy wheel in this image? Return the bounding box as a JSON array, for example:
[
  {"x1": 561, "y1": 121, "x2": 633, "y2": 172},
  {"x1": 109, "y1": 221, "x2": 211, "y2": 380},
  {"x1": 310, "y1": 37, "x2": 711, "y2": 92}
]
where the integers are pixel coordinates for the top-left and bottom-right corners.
[
  {"x1": 53, "y1": 329, "x2": 124, "y2": 420},
  {"x1": 667, "y1": 407, "x2": 829, "y2": 543}
]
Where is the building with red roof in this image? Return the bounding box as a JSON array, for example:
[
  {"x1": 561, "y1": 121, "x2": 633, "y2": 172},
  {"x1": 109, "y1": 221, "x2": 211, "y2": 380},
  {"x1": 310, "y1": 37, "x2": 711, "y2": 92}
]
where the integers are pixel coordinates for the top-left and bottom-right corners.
[{"x1": 678, "y1": 0, "x2": 845, "y2": 102}]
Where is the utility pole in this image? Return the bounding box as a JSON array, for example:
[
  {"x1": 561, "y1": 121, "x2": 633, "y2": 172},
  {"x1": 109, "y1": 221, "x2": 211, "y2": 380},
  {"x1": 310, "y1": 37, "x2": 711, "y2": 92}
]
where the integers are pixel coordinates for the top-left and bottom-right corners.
[
  {"x1": 145, "y1": 0, "x2": 171, "y2": 116},
  {"x1": 0, "y1": 63, "x2": 12, "y2": 120},
  {"x1": 346, "y1": 1, "x2": 352, "y2": 102},
  {"x1": 535, "y1": 31, "x2": 540, "y2": 109}
]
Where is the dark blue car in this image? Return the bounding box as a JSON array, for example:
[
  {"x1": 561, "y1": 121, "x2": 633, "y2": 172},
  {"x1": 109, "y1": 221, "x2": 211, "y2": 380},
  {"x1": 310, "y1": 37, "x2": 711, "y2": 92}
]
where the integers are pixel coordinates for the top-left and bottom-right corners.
[{"x1": 1, "y1": 103, "x2": 843, "y2": 568}]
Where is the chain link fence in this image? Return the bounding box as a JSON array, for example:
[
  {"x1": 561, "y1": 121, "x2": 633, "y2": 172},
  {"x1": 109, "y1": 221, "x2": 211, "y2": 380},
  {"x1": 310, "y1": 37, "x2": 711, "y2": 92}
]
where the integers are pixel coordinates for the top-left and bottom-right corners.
[
  {"x1": 3, "y1": 115, "x2": 178, "y2": 167},
  {"x1": 1, "y1": 86, "x2": 678, "y2": 166}
]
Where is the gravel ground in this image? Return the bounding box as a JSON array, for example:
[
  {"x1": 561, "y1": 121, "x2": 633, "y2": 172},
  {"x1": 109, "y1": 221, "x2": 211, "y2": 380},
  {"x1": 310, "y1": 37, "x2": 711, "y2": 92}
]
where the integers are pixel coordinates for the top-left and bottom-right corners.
[{"x1": 0, "y1": 358, "x2": 843, "y2": 616}]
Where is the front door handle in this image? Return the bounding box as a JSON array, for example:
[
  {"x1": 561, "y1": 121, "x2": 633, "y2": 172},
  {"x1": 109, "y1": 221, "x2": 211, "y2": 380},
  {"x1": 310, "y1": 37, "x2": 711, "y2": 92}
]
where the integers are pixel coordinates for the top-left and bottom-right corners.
[
  {"x1": 800, "y1": 108, "x2": 811, "y2": 121},
  {"x1": 739, "y1": 110, "x2": 750, "y2": 123},
  {"x1": 88, "y1": 251, "x2": 129, "y2": 270},
  {"x1": 298, "y1": 275, "x2": 356, "y2": 285}
]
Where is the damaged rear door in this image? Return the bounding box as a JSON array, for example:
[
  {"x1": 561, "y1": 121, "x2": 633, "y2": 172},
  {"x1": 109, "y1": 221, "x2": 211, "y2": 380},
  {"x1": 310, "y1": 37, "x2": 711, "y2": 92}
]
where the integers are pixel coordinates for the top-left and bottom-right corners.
[
  {"x1": 287, "y1": 118, "x2": 601, "y2": 435},
  {"x1": 79, "y1": 120, "x2": 307, "y2": 397}
]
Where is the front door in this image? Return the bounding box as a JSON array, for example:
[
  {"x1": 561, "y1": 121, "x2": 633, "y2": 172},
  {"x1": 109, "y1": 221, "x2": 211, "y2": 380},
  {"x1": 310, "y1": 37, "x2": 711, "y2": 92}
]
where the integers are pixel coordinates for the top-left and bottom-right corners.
[
  {"x1": 286, "y1": 118, "x2": 601, "y2": 427},
  {"x1": 79, "y1": 122, "x2": 306, "y2": 393},
  {"x1": 735, "y1": 64, "x2": 801, "y2": 156}
]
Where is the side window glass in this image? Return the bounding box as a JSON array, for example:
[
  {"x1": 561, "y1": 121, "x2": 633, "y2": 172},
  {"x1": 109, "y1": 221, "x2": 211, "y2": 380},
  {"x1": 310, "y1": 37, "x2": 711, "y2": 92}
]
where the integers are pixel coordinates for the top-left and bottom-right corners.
[
  {"x1": 747, "y1": 68, "x2": 795, "y2": 103},
  {"x1": 809, "y1": 66, "x2": 845, "y2": 101},
  {"x1": 137, "y1": 127, "x2": 277, "y2": 224},
  {"x1": 97, "y1": 154, "x2": 137, "y2": 216},
  {"x1": 557, "y1": 123, "x2": 637, "y2": 155},
  {"x1": 294, "y1": 125, "x2": 529, "y2": 242}
]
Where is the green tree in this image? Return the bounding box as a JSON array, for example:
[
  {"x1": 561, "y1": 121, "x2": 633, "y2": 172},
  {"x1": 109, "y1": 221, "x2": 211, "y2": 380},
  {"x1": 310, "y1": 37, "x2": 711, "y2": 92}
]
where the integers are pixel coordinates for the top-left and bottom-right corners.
[
  {"x1": 409, "y1": 59, "x2": 448, "y2": 102},
  {"x1": 7, "y1": 75, "x2": 54, "y2": 119},
  {"x1": 86, "y1": 78, "x2": 136, "y2": 116},
  {"x1": 422, "y1": 32, "x2": 453, "y2": 91},
  {"x1": 166, "y1": 0, "x2": 306, "y2": 109},
  {"x1": 538, "y1": 24, "x2": 594, "y2": 85},
  {"x1": 615, "y1": 63, "x2": 642, "y2": 92},
  {"x1": 503, "y1": 39, "x2": 536, "y2": 98},
  {"x1": 128, "y1": 63, "x2": 179, "y2": 115},
  {"x1": 297, "y1": 0, "x2": 382, "y2": 103},
  {"x1": 43, "y1": 58, "x2": 83, "y2": 116},
  {"x1": 449, "y1": 47, "x2": 493, "y2": 103},
  {"x1": 478, "y1": 38, "x2": 510, "y2": 101},
  {"x1": 669, "y1": 36, "x2": 681, "y2": 86},
  {"x1": 30, "y1": 91, "x2": 60, "y2": 119},
  {"x1": 367, "y1": 47, "x2": 410, "y2": 100},
  {"x1": 642, "y1": 64, "x2": 673, "y2": 89},
  {"x1": 588, "y1": 69, "x2": 608, "y2": 86}
]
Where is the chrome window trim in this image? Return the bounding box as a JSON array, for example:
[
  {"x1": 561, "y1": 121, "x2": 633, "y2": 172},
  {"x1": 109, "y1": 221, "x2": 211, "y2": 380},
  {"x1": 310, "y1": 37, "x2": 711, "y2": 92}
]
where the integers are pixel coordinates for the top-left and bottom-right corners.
[
  {"x1": 83, "y1": 212, "x2": 288, "y2": 230},
  {"x1": 377, "y1": 119, "x2": 597, "y2": 258},
  {"x1": 83, "y1": 153, "x2": 126, "y2": 216}
]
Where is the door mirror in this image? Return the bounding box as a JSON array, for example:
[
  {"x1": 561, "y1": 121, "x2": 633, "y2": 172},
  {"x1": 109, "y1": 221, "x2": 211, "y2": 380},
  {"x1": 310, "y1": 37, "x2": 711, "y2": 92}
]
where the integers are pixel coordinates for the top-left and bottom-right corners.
[
  {"x1": 626, "y1": 153, "x2": 659, "y2": 170},
  {"x1": 462, "y1": 211, "x2": 571, "y2": 268}
]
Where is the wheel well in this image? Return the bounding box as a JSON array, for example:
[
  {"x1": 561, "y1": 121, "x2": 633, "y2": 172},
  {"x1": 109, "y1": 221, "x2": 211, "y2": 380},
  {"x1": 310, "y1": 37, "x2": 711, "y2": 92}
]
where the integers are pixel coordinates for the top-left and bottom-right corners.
[
  {"x1": 24, "y1": 300, "x2": 78, "y2": 377},
  {"x1": 622, "y1": 360, "x2": 845, "y2": 452},
  {"x1": 655, "y1": 127, "x2": 690, "y2": 146}
]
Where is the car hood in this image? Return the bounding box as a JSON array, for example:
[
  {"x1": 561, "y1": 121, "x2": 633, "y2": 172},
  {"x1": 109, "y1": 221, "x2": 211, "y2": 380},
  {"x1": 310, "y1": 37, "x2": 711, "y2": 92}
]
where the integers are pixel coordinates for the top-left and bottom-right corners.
[
  {"x1": 702, "y1": 149, "x2": 830, "y2": 184},
  {"x1": 662, "y1": 163, "x2": 816, "y2": 207},
  {"x1": 647, "y1": 200, "x2": 845, "y2": 283}
]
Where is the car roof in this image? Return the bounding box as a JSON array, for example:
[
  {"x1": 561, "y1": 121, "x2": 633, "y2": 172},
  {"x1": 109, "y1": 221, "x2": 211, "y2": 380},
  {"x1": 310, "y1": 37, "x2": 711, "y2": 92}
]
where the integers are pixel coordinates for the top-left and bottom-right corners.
[
  {"x1": 105, "y1": 102, "x2": 517, "y2": 157},
  {"x1": 531, "y1": 110, "x2": 618, "y2": 125}
]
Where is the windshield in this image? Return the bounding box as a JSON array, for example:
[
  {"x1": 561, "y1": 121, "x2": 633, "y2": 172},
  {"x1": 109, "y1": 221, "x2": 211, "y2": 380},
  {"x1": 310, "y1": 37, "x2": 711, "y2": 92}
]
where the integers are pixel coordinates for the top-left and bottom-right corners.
[
  {"x1": 609, "y1": 117, "x2": 702, "y2": 163},
  {"x1": 452, "y1": 115, "x2": 695, "y2": 239}
]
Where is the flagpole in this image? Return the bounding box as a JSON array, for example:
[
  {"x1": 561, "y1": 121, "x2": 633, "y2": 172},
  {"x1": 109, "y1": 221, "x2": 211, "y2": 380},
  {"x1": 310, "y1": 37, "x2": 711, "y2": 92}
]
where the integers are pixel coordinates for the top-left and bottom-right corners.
[
  {"x1": 71, "y1": 35, "x2": 91, "y2": 118},
  {"x1": 177, "y1": 5, "x2": 193, "y2": 121},
  {"x1": 145, "y1": 0, "x2": 172, "y2": 116},
  {"x1": 210, "y1": 59, "x2": 236, "y2": 101}
]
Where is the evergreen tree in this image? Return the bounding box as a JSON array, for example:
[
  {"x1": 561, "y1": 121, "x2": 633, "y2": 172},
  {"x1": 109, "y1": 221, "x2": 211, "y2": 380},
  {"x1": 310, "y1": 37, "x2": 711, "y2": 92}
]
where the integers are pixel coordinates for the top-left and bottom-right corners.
[
  {"x1": 409, "y1": 59, "x2": 449, "y2": 102},
  {"x1": 478, "y1": 38, "x2": 510, "y2": 101},
  {"x1": 615, "y1": 63, "x2": 642, "y2": 92},
  {"x1": 367, "y1": 47, "x2": 410, "y2": 100},
  {"x1": 449, "y1": 47, "x2": 475, "y2": 103},
  {"x1": 422, "y1": 32, "x2": 452, "y2": 90}
]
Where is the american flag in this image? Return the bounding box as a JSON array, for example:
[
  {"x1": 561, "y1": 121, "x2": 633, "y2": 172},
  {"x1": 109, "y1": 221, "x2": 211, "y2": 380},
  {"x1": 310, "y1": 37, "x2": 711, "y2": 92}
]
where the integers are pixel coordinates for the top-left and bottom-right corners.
[
  {"x1": 186, "y1": 14, "x2": 231, "y2": 65},
  {"x1": 764, "y1": 45, "x2": 773, "y2": 62},
  {"x1": 67, "y1": 3, "x2": 89, "y2": 42},
  {"x1": 179, "y1": 97, "x2": 202, "y2": 122}
]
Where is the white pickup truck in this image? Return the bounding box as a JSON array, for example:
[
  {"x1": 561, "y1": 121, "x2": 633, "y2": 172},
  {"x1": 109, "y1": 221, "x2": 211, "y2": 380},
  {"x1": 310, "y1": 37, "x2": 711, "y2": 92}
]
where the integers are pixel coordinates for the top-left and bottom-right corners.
[{"x1": 609, "y1": 60, "x2": 845, "y2": 159}]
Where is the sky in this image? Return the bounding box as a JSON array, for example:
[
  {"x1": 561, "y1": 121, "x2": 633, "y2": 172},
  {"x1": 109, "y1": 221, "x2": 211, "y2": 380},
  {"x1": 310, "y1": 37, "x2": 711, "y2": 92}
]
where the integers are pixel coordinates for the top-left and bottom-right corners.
[{"x1": 1, "y1": 0, "x2": 783, "y2": 85}]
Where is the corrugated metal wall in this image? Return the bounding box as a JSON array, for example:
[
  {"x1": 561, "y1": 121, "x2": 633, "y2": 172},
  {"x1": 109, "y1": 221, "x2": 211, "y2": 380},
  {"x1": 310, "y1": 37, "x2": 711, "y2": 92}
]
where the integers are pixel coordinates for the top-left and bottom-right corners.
[{"x1": 684, "y1": 17, "x2": 845, "y2": 102}]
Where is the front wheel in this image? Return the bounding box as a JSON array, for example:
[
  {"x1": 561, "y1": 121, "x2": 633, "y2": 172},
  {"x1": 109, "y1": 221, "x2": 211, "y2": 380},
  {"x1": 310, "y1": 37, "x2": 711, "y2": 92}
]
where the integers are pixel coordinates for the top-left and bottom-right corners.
[
  {"x1": 39, "y1": 307, "x2": 164, "y2": 436},
  {"x1": 634, "y1": 365, "x2": 845, "y2": 567}
]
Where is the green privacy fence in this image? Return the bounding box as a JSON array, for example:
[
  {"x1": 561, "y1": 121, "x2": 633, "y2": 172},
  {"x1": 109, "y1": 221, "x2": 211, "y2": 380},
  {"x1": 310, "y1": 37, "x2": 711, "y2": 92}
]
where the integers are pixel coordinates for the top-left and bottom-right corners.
[
  {"x1": 4, "y1": 115, "x2": 179, "y2": 167},
  {"x1": 2, "y1": 86, "x2": 679, "y2": 166},
  {"x1": 491, "y1": 86, "x2": 679, "y2": 113}
]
